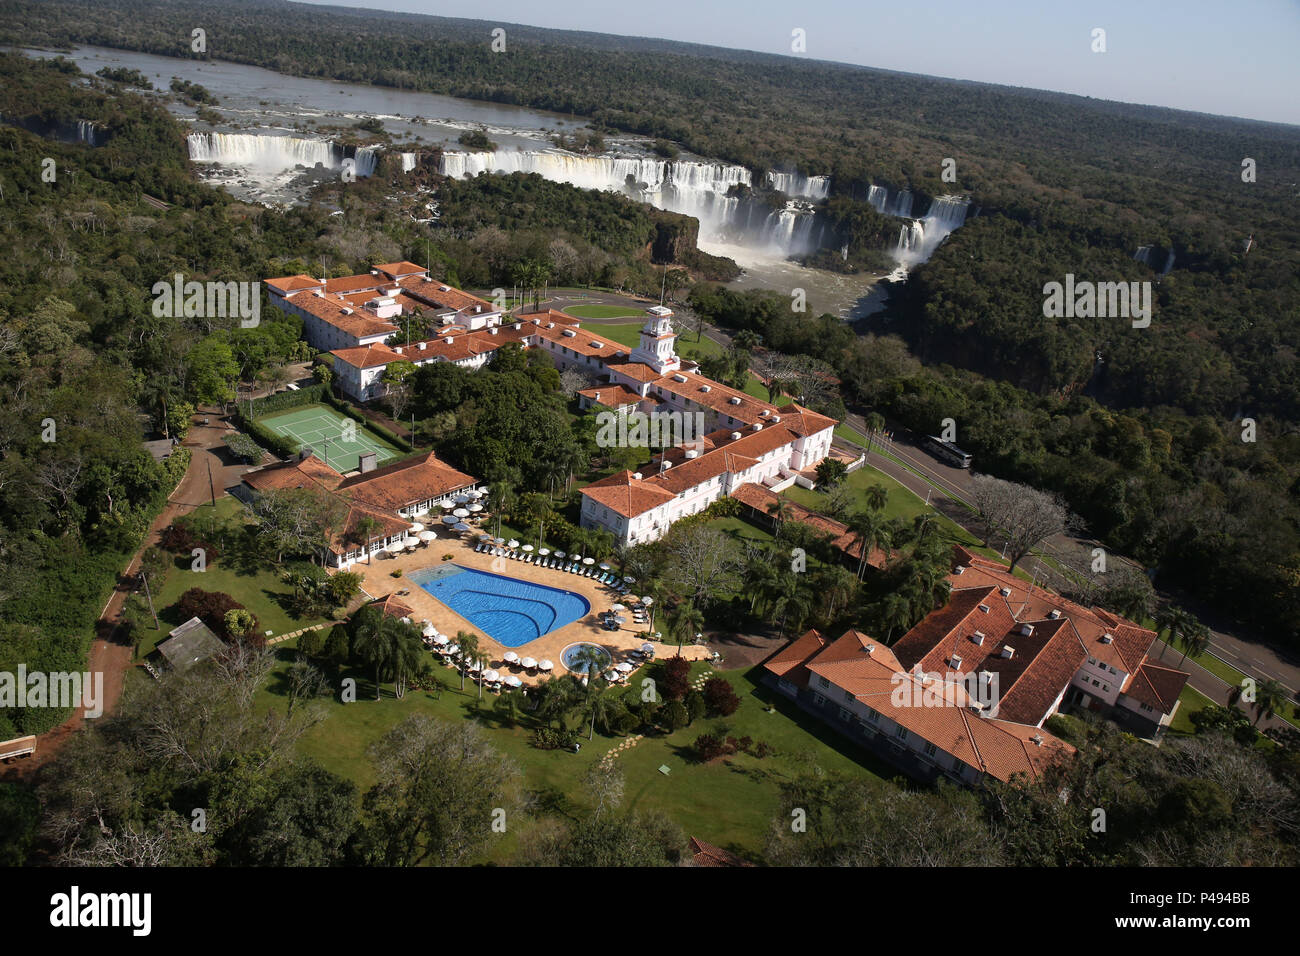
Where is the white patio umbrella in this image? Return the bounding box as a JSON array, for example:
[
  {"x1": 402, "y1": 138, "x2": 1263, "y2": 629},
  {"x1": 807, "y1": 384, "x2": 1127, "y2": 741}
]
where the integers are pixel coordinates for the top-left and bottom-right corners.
[
  {"x1": 599, "y1": 563, "x2": 611, "y2": 571},
  {"x1": 447, "y1": 644, "x2": 461, "y2": 656},
  {"x1": 483, "y1": 669, "x2": 500, "y2": 683},
  {"x1": 422, "y1": 623, "x2": 436, "y2": 637},
  {"x1": 453, "y1": 522, "x2": 471, "y2": 532},
  {"x1": 453, "y1": 508, "x2": 470, "y2": 518},
  {"x1": 583, "y1": 557, "x2": 595, "y2": 566},
  {"x1": 434, "y1": 634, "x2": 449, "y2": 645},
  {"x1": 503, "y1": 650, "x2": 520, "y2": 663},
  {"x1": 468, "y1": 503, "x2": 483, "y2": 513},
  {"x1": 639, "y1": 643, "x2": 655, "y2": 654},
  {"x1": 503, "y1": 675, "x2": 522, "y2": 688},
  {"x1": 553, "y1": 551, "x2": 566, "y2": 559},
  {"x1": 623, "y1": 575, "x2": 636, "y2": 583},
  {"x1": 454, "y1": 494, "x2": 471, "y2": 504},
  {"x1": 616, "y1": 661, "x2": 633, "y2": 673},
  {"x1": 404, "y1": 537, "x2": 419, "y2": 549},
  {"x1": 610, "y1": 604, "x2": 626, "y2": 612},
  {"x1": 538, "y1": 659, "x2": 554, "y2": 672},
  {"x1": 468, "y1": 660, "x2": 482, "y2": 673},
  {"x1": 386, "y1": 542, "x2": 404, "y2": 554},
  {"x1": 494, "y1": 537, "x2": 506, "y2": 545},
  {"x1": 641, "y1": 596, "x2": 654, "y2": 607},
  {"x1": 507, "y1": 539, "x2": 520, "y2": 549},
  {"x1": 408, "y1": 521, "x2": 425, "y2": 533},
  {"x1": 520, "y1": 657, "x2": 538, "y2": 670},
  {"x1": 522, "y1": 544, "x2": 534, "y2": 552},
  {"x1": 538, "y1": 548, "x2": 550, "y2": 556},
  {"x1": 418, "y1": 530, "x2": 436, "y2": 542},
  {"x1": 466, "y1": 489, "x2": 482, "y2": 500},
  {"x1": 570, "y1": 554, "x2": 583, "y2": 563},
  {"x1": 441, "y1": 515, "x2": 459, "y2": 525}
]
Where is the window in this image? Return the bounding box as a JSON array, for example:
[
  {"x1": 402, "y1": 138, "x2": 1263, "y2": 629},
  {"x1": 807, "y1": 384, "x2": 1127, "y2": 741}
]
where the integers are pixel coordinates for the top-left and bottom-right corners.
[
  {"x1": 923, "y1": 741, "x2": 937, "y2": 757},
  {"x1": 817, "y1": 676, "x2": 829, "y2": 689},
  {"x1": 894, "y1": 725, "x2": 908, "y2": 741},
  {"x1": 842, "y1": 689, "x2": 854, "y2": 702},
  {"x1": 838, "y1": 707, "x2": 853, "y2": 722},
  {"x1": 865, "y1": 708, "x2": 879, "y2": 724}
]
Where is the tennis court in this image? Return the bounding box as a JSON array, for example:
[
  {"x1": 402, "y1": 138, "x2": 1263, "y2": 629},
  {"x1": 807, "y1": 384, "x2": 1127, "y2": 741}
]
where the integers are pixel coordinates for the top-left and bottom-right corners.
[{"x1": 257, "y1": 404, "x2": 400, "y2": 473}]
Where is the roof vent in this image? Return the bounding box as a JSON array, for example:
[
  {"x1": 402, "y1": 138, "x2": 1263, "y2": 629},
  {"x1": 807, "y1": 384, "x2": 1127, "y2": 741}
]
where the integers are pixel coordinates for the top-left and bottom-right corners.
[
  {"x1": 1019, "y1": 624, "x2": 1034, "y2": 637},
  {"x1": 971, "y1": 631, "x2": 984, "y2": 645},
  {"x1": 685, "y1": 449, "x2": 700, "y2": 459},
  {"x1": 490, "y1": 328, "x2": 498, "y2": 336},
  {"x1": 474, "y1": 305, "x2": 482, "y2": 313},
  {"x1": 863, "y1": 643, "x2": 875, "y2": 653},
  {"x1": 439, "y1": 285, "x2": 450, "y2": 292},
  {"x1": 394, "y1": 346, "x2": 402, "y2": 354},
  {"x1": 1101, "y1": 633, "x2": 1113, "y2": 644},
  {"x1": 1001, "y1": 646, "x2": 1015, "y2": 659},
  {"x1": 1031, "y1": 734, "x2": 1044, "y2": 746},
  {"x1": 514, "y1": 322, "x2": 522, "y2": 331},
  {"x1": 771, "y1": 415, "x2": 781, "y2": 423},
  {"x1": 632, "y1": 472, "x2": 643, "y2": 481},
  {"x1": 341, "y1": 307, "x2": 353, "y2": 315},
  {"x1": 562, "y1": 329, "x2": 576, "y2": 337},
  {"x1": 661, "y1": 460, "x2": 672, "y2": 469},
  {"x1": 418, "y1": 342, "x2": 426, "y2": 350},
  {"x1": 590, "y1": 341, "x2": 602, "y2": 348},
  {"x1": 753, "y1": 423, "x2": 763, "y2": 431},
  {"x1": 954, "y1": 565, "x2": 966, "y2": 575},
  {"x1": 729, "y1": 396, "x2": 742, "y2": 405},
  {"x1": 548, "y1": 323, "x2": 555, "y2": 330},
  {"x1": 760, "y1": 409, "x2": 770, "y2": 417},
  {"x1": 444, "y1": 336, "x2": 454, "y2": 345},
  {"x1": 999, "y1": 587, "x2": 1012, "y2": 597},
  {"x1": 730, "y1": 431, "x2": 742, "y2": 441},
  {"x1": 313, "y1": 290, "x2": 325, "y2": 298},
  {"x1": 1049, "y1": 609, "x2": 1062, "y2": 620},
  {"x1": 673, "y1": 374, "x2": 687, "y2": 383},
  {"x1": 700, "y1": 385, "x2": 711, "y2": 393}
]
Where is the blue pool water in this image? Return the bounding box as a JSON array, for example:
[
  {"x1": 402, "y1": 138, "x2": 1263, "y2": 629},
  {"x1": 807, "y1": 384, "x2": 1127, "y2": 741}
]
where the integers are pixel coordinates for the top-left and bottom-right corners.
[
  {"x1": 561, "y1": 642, "x2": 612, "y2": 675},
  {"x1": 410, "y1": 564, "x2": 590, "y2": 647}
]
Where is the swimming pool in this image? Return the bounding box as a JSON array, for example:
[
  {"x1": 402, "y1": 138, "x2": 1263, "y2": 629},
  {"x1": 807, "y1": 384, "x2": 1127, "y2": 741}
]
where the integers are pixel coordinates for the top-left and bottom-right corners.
[{"x1": 410, "y1": 564, "x2": 590, "y2": 647}]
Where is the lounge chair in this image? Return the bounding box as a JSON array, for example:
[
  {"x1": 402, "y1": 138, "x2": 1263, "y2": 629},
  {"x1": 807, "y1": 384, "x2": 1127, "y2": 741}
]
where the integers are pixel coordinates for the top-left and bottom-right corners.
[{"x1": 474, "y1": 542, "x2": 483, "y2": 553}]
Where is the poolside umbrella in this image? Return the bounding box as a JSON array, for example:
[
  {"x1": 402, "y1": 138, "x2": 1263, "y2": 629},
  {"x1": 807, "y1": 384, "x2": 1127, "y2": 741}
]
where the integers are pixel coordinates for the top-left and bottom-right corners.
[
  {"x1": 468, "y1": 659, "x2": 482, "y2": 673},
  {"x1": 453, "y1": 522, "x2": 471, "y2": 532},
  {"x1": 418, "y1": 530, "x2": 436, "y2": 542},
  {"x1": 404, "y1": 537, "x2": 419, "y2": 549},
  {"x1": 503, "y1": 675, "x2": 522, "y2": 688},
  {"x1": 408, "y1": 522, "x2": 425, "y2": 533},
  {"x1": 434, "y1": 634, "x2": 449, "y2": 646},
  {"x1": 439, "y1": 501, "x2": 454, "y2": 509},
  {"x1": 538, "y1": 659, "x2": 553, "y2": 672},
  {"x1": 520, "y1": 657, "x2": 537, "y2": 670},
  {"x1": 453, "y1": 508, "x2": 470, "y2": 518},
  {"x1": 422, "y1": 623, "x2": 436, "y2": 637},
  {"x1": 610, "y1": 604, "x2": 626, "y2": 612},
  {"x1": 614, "y1": 616, "x2": 627, "y2": 625},
  {"x1": 442, "y1": 515, "x2": 459, "y2": 525},
  {"x1": 466, "y1": 489, "x2": 482, "y2": 500},
  {"x1": 522, "y1": 544, "x2": 534, "y2": 552},
  {"x1": 468, "y1": 503, "x2": 483, "y2": 513},
  {"x1": 583, "y1": 557, "x2": 595, "y2": 566},
  {"x1": 570, "y1": 554, "x2": 583, "y2": 563},
  {"x1": 640, "y1": 643, "x2": 655, "y2": 655},
  {"x1": 538, "y1": 548, "x2": 550, "y2": 556},
  {"x1": 503, "y1": 650, "x2": 520, "y2": 664},
  {"x1": 623, "y1": 575, "x2": 635, "y2": 583},
  {"x1": 507, "y1": 539, "x2": 520, "y2": 549},
  {"x1": 386, "y1": 542, "x2": 404, "y2": 554},
  {"x1": 599, "y1": 563, "x2": 611, "y2": 571},
  {"x1": 447, "y1": 644, "x2": 461, "y2": 656},
  {"x1": 483, "y1": 669, "x2": 500, "y2": 683},
  {"x1": 553, "y1": 551, "x2": 566, "y2": 559},
  {"x1": 454, "y1": 494, "x2": 470, "y2": 505},
  {"x1": 616, "y1": 662, "x2": 633, "y2": 673}
]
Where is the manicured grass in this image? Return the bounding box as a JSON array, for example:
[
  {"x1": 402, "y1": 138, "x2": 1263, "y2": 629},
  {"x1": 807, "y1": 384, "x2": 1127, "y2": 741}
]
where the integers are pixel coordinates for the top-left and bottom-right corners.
[
  {"x1": 566, "y1": 304, "x2": 646, "y2": 319},
  {"x1": 1168, "y1": 685, "x2": 1217, "y2": 735},
  {"x1": 259, "y1": 655, "x2": 892, "y2": 861},
  {"x1": 141, "y1": 499, "x2": 331, "y2": 657}
]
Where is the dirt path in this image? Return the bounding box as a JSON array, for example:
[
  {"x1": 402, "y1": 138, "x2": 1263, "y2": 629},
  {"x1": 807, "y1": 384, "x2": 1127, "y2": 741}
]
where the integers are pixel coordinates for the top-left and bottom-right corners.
[{"x1": 0, "y1": 408, "x2": 258, "y2": 781}]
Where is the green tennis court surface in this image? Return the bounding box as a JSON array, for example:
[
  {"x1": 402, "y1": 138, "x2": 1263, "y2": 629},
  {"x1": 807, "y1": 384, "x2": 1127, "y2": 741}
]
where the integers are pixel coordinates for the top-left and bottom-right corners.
[{"x1": 258, "y1": 405, "x2": 399, "y2": 473}]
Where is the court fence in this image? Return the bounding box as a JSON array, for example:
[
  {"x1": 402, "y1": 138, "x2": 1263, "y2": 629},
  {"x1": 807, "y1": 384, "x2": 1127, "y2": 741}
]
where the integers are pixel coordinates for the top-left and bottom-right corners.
[{"x1": 234, "y1": 383, "x2": 415, "y2": 466}]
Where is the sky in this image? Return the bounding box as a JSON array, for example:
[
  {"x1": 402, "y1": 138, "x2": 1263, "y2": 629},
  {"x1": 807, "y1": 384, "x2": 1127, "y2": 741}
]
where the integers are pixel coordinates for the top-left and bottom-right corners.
[{"x1": 302, "y1": 0, "x2": 1300, "y2": 126}]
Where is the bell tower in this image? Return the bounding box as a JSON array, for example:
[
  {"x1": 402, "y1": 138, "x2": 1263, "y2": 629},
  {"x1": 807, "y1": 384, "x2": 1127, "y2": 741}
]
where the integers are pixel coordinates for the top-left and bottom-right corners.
[{"x1": 630, "y1": 305, "x2": 680, "y2": 374}]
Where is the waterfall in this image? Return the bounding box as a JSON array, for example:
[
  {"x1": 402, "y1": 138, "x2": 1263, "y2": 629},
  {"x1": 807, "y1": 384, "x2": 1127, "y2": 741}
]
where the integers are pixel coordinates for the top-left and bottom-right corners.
[
  {"x1": 767, "y1": 170, "x2": 830, "y2": 200},
  {"x1": 868, "y1": 185, "x2": 915, "y2": 218},
  {"x1": 439, "y1": 148, "x2": 833, "y2": 257},
  {"x1": 76, "y1": 120, "x2": 101, "y2": 146},
  {"x1": 187, "y1": 132, "x2": 378, "y2": 176},
  {"x1": 1134, "y1": 245, "x2": 1175, "y2": 275},
  {"x1": 892, "y1": 195, "x2": 971, "y2": 267},
  {"x1": 401, "y1": 152, "x2": 417, "y2": 172}
]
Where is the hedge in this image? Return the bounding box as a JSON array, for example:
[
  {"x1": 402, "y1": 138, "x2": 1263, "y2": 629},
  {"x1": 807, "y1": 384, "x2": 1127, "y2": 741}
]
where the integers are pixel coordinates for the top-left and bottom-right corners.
[
  {"x1": 246, "y1": 382, "x2": 327, "y2": 418},
  {"x1": 321, "y1": 391, "x2": 414, "y2": 453}
]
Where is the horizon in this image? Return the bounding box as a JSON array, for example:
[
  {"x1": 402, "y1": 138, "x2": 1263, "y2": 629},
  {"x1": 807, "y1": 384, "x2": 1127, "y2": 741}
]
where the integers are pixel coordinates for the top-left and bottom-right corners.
[{"x1": 299, "y1": 0, "x2": 1300, "y2": 127}]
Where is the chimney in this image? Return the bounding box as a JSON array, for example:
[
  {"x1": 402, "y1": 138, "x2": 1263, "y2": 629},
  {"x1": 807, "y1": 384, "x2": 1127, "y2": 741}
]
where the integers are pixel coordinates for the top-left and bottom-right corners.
[
  {"x1": 359, "y1": 452, "x2": 377, "y2": 473},
  {"x1": 632, "y1": 472, "x2": 643, "y2": 480}
]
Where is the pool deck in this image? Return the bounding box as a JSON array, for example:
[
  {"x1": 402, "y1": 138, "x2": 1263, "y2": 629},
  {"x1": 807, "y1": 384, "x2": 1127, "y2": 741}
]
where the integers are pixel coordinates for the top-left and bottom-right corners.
[{"x1": 340, "y1": 536, "x2": 711, "y2": 685}]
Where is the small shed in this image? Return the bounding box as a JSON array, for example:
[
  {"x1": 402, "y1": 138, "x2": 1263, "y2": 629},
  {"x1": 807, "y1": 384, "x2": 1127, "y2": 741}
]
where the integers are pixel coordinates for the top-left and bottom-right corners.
[{"x1": 155, "y1": 617, "x2": 226, "y2": 672}]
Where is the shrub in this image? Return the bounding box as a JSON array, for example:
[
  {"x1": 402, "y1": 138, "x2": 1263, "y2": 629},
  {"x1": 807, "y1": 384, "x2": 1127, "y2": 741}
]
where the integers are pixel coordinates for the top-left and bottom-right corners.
[
  {"x1": 692, "y1": 733, "x2": 727, "y2": 761},
  {"x1": 662, "y1": 699, "x2": 689, "y2": 732},
  {"x1": 175, "y1": 588, "x2": 255, "y2": 640},
  {"x1": 660, "y1": 656, "x2": 691, "y2": 701},
  {"x1": 702, "y1": 676, "x2": 741, "y2": 716},
  {"x1": 533, "y1": 727, "x2": 580, "y2": 750},
  {"x1": 323, "y1": 624, "x2": 351, "y2": 667},
  {"x1": 685, "y1": 690, "x2": 706, "y2": 724},
  {"x1": 297, "y1": 628, "x2": 324, "y2": 659}
]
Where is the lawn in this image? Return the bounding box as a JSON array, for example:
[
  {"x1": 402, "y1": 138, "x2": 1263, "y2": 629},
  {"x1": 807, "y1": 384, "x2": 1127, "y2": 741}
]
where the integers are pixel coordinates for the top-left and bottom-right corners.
[
  {"x1": 259, "y1": 653, "x2": 893, "y2": 861},
  {"x1": 141, "y1": 498, "x2": 332, "y2": 656},
  {"x1": 566, "y1": 304, "x2": 646, "y2": 319},
  {"x1": 1168, "y1": 685, "x2": 1217, "y2": 735}
]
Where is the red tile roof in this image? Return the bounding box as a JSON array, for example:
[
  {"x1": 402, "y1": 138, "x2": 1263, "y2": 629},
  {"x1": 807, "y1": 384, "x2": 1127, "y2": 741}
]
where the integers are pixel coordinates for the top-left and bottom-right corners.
[
  {"x1": 688, "y1": 837, "x2": 755, "y2": 867},
  {"x1": 1125, "y1": 659, "x2": 1190, "y2": 713},
  {"x1": 581, "y1": 470, "x2": 677, "y2": 519},
  {"x1": 336, "y1": 452, "x2": 476, "y2": 512}
]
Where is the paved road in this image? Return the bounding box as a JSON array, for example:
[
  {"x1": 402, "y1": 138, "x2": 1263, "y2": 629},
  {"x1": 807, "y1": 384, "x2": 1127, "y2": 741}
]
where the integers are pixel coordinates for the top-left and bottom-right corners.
[{"x1": 837, "y1": 415, "x2": 1300, "y2": 709}]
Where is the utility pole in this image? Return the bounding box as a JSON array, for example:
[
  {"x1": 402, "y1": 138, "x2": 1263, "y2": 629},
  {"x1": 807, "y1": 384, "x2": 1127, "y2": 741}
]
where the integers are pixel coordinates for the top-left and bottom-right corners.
[
  {"x1": 140, "y1": 569, "x2": 159, "y2": 630},
  {"x1": 206, "y1": 457, "x2": 216, "y2": 506}
]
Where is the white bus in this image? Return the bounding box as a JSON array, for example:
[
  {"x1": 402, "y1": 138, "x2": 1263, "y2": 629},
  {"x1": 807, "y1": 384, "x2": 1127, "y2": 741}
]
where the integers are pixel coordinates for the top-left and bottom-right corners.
[{"x1": 924, "y1": 436, "x2": 973, "y2": 469}]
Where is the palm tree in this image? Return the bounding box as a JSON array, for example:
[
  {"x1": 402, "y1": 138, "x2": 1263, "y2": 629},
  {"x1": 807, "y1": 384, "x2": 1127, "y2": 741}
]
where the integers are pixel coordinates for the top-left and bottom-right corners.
[
  {"x1": 1177, "y1": 618, "x2": 1211, "y2": 667},
  {"x1": 536, "y1": 675, "x2": 583, "y2": 730},
  {"x1": 352, "y1": 611, "x2": 400, "y2": 700},
  {"x1": 454, "y1": 630, "x2": 479, "y2": 693},
  {"x1": 846, "y1": 509, "x2": 890, "y2": 580},
  {"x1": 490, "y1": 481, "x2": 515, "y2": 538},
  {"x1": 862, "y1": 482, "x2": 889, "y2": 514},
  {"x1": 354, "y1": 516, "x2": 383, "y2": 565},
  {"x1": 669, "y1": 602, "x2": 705, "y2": 653},
  {"x1": 816, "y1": 565, "x2": 859, "y2": 622},
  {"x1": 879, "y1": 592, "x2": 913, "y2": 644},
  {"x1": 1251, "y1": 679, "x2": 1289, "y2": 727},
  {"x1": 769, "y1": 574, "x2": 814, "y2": 639},
  {"x1": 493, "y1": 687, "x2": 526, "y2": 725},
  {"x1": 863, "y1": 412, "x2": 886, "y2": 456},
  {"x1": 390, "y1": 624, "x2": 425, "y2": 700},
  {"x1": 765, "y1": 497, "x2": 792, "y2": 537}
]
